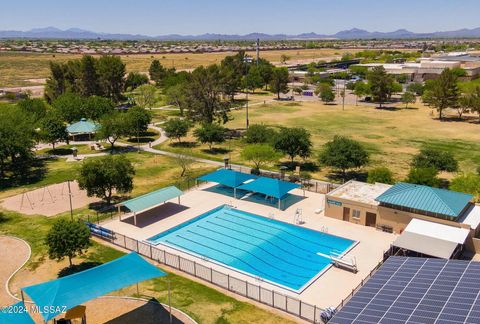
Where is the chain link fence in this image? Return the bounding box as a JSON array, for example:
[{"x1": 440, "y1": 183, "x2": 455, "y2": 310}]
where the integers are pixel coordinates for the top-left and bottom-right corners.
[{"x1": 104, "y1": 231, "x2": 324, "y2": 323}]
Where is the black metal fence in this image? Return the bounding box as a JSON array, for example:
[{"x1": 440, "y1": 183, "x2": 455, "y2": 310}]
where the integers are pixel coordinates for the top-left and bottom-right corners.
[{"x1": 101, "y1": 231, "x2": 325, "y2": 323}]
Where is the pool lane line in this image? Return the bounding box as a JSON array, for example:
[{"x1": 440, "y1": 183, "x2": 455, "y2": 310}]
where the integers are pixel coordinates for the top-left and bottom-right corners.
[
  {"x1": 181, "y1": 230, "x2": 314, "y2": 279},
  {"x1": 216, "y1": 213, "x2": 344, "y2": 255},
  {"x1": 195, "y1": 223, "x2": 320, "y2": 271},
  {"x1": 222, "y1": 210, "x2": 345, "y2": 252},
  {"x1": 202, "y1": 220, "x2": 323, "y2": 266},
  {"x1": 165, "y1": 235, "x2": 304, "y2": 288}
]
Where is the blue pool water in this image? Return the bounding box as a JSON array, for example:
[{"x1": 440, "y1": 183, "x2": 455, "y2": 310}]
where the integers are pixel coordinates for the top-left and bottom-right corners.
[{"x1": 147, "y1": 205, "x2": 357, "y2": 292}]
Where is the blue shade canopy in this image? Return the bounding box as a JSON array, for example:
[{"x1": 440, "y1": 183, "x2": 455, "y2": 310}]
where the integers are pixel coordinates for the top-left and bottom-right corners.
[
  {"x1": 236, "y1": 177, "x2": 300, "y2": 199},
  {"x1": 22, "y1": 252, "x2": 166, "y2": 321},
  {"x1": 0, "y1": 302, "x2": 35, "y2": 324},
  {"x1": 197, "y1": 169, "x2": 258, "y2": 188},
  {"x1": 120, "y1": 186, "x2": 183, "y2": 213},
  {"x1": 375, "y1": 182, "x2": 473, "y2": 218},
  {"x1": 66, "y1": 118, "x2": 99, "y2": 134}
]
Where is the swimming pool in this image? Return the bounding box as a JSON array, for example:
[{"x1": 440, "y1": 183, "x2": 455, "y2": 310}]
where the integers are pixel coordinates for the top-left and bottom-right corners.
[{"x1": 147, "y1": 205, "x2": 357, "y2": 292}]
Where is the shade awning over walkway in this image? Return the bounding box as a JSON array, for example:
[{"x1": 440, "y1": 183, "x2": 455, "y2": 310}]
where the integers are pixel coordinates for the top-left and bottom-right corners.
[
  {"x1": 119, "y1": 186, "x2": 183, "y2": 213},
  {"x1": 197, "y1": 169, "x2": 257, "y2": 188},
  {"x1": 393, "y1": 219, "x2": 470, "y2": 259},
  {"x1": 22, "y1": 252, "x2": 166, "y2": 321},
  {"x1": 0, "y1": 302, "x2": 35, "y2": 324},
  {"x1": 236, "y1": 177, "x2": 300, "y2": 199}
]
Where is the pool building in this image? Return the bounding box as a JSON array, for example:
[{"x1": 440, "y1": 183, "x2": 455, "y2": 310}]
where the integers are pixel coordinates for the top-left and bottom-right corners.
[{"x1": 325, "y1": 180, "x2": 480, "y2": 258}]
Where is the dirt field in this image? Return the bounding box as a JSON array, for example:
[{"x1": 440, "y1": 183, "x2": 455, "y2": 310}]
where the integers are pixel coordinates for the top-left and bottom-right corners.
[
  {"x1": 0, "y1": 236, "x2": 30, "y2": 306},
  {"x1": 0, "y1": 48, "x2": 362, "y2": 87},
  {"x1": 0, "y1": 181, "x2": 99, "y2": 217}
]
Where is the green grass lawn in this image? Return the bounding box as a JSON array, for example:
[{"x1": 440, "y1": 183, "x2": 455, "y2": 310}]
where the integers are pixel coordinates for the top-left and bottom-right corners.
[
  {"x1": 35, "y1": 144, "x2": 98, "y2": 156},
  {"x1": 157, "y1": 99, "x2": 480, "y2": 182}
]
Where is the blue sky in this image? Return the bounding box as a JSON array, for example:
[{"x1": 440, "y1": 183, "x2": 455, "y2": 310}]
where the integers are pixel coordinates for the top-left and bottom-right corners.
[{"x1": 2, "y1": 0, "x2": 479, "y2": 35}]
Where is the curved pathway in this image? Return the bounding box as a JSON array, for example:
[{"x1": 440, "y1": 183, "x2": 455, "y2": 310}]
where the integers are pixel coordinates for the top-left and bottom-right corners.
[{"x1": 0, "y1": 235, "x2": 31, "y2": 306}]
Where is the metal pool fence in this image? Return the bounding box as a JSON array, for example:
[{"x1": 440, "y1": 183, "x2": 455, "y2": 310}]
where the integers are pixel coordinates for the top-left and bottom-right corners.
[{"x1": 101, "y1": 231, "x2": 325, "y2": 323}]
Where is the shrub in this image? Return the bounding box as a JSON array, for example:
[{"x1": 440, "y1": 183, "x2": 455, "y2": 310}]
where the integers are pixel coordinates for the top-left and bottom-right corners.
[
  {"x1": 406, "y1": 167, "x2": 440, "y2": 187},
  {"x1": 367, "y1": 167, "x2": 394, "y2": 184}
]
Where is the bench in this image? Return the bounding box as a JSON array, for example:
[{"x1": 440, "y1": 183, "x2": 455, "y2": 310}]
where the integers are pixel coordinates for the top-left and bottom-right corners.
[{"x1": 85, "y1": 221, "x2": 115, "y2": 240}]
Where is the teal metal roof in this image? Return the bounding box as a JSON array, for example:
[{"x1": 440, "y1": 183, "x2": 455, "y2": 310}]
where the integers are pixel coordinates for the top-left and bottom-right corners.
[
  {"x1": 375, "y1": 182, "x2": 473, "y2": 218},
  {"x1": 197, "y1": 169, "x2": 258, "y2": 188},
  {"x1": 236, "y1": 177, "x2": 300, "y2": 199},
  {"x1": 22, "y1": 252, "x2": 166, "y2": 321},
  {"x1": 66, "y1": 118, "x2": 99, "y2": 134},
  {"x1": 0, "y1": 302, "x2": 35, "y2": 324},
  {"x1": 121, "y1": 186, "x2": 183, "y2": 213}
]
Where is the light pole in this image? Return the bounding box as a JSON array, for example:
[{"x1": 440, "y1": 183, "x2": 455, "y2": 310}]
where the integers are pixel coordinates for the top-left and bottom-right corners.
[{"x1": 244, "y1": 56, "x2": 253, "y2": 129}]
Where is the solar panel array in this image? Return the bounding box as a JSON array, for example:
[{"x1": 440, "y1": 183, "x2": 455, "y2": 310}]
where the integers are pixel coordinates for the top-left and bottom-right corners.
[{"x1": 330, "y1": 256, "x2": 480, "y2": 324}]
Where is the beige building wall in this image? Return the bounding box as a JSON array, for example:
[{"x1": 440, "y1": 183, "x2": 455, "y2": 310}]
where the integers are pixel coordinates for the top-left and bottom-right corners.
[{"x1": 325, "y1": 196, "x2": 471, "y2": 234}]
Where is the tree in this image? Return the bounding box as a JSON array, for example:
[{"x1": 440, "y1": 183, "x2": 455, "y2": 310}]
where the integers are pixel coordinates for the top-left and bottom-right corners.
[
  {"x1": 244, "y1": 124, "x2": 277, "y2": 144},
  {"x1": 257, "y1": 58, "x2": 274, "y2": 90},
  {"x1": 174, "y1": 149, "x2": 195, "y2": 177},
  {"x1": 318, "y1": 136, "x2": 369, "y2": 180},
  {"x1": 280, "y1": 54, "x2": 290, "y2": 64},
  {"x1": 273, "y1": 127, "x2": 312, "y2": 162},
  {"x1": 134, "y1": 84, "x2": 157, "y2": 109},
  {"x1": 165, "y1": 83, "x2": 187, "y2": 116},
  {"x1": 46, "y1": 219, "x2": 91, "y2": 267},
  {"x1": 78, "y1": 55, "x2": 99, "y2": 97},
  {"x1": 193, "y1": 123, "x2": 226, "y2": 150},
  {"x1": 125, "y1": 72, "x2": 149, "y2": 90},
  {"x1": 412, "y1": 148, "x2": 458, "y2": 172},
  {"x1": 149, "y1": 59, "x2": 167, "y2": 85},
  {"x1": 38, "y1": 111, "x2": 68, "y2": 149},
  {"x1": 461, "y1": 86, "x2": 480, "y2": 122},
  {"x1": 124, "y1": 106, "x2": 152, "y2": 138},
  {"x1": 353, "y1": 81, "x2": 369, "y2": 105},
  {"x1": 45, "y1": 62, "x2": 67, "y2": 103},
  {"x1": 184, "y1": 65, "x2": 229, "y2": 124},
  {"x1": 17, "y1": 98, "x2": 48, "y2": 124},
  {"x1": 52, "y1": 93, "x2": 85, "y2": 123},
  {"x1": 428, "y1": 68, "x2": 459, "y2": 120},
  {"x1": 0, "y1": 107, "x2": 36, "y2": 178},
  {"x1": 407, "y1": 82, "x2": 425, "y2": 96},
  {"x1": 367, "y1": 66, "x2": 394, "y2": 108},
  {"x1": 241, "y1": 144, "x2": 281, "y2": 171},
  {"x1": 96, "y1": 112, "x2": 128, "y2": 152},
  {"x1": 457, "y1": 95, "x2": 472, "y2": 119},
  {"x1": 219, "y1": 51, "x2": 248, "y2": 101},
  {"x1": 269, "y1": 67, "x2": 289, "y2": 99},
  {"x1": 401, "y1": 91, "x2": 416, "y2": 108},
  {"x1": 81, "y1": 96, "x2": 114, "y2": 121},
  {"x1": 243, "y1": 66, "x2": 263, "y2": 93},
  {"x1": 406, "y1": 167, "x2": 439, "y2": 187},
  {"x1": 96, "y1": 55, "x2": 126, "y2": 102},
  {"x1": 367, "y1": 167, "x2": 394, "y2": 184},
  {"x1": 163, "y1": 118, "x2": 192, "y2": 143},
  {"x1": 78, "y1": 155, "x2": 135, "y2": 204},
  {"x1": 450, "y1": 173, "x2": 480, "y2": 201},
  {"x1": 315, "y1": 84, "x2": 335, "y2": 104}
]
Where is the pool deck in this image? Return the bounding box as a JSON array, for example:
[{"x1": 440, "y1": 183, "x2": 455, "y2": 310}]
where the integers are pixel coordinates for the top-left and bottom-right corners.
[{"x1": 102, "y1": 182, "x2": 396, "y2": 309}]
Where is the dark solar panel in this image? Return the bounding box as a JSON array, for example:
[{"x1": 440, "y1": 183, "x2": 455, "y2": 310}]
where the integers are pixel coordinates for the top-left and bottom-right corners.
[{"x1": 329, "y1": 257, "x2": 480, "y2": 324}]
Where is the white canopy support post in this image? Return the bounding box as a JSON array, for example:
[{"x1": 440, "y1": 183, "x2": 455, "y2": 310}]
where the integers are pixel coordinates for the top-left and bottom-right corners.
[
  {"x1": 278, "y1": 199, "x2": 281, "y2": 210},
  {"x1": 178, "y1": 195, "x2": 181, "y2": 204},
  {"x1": 134, "y1": 212, "x2": 137, "y2": 226},
  {"x1": 234, "y1": 187, "x2": 237, "y2": 199}
]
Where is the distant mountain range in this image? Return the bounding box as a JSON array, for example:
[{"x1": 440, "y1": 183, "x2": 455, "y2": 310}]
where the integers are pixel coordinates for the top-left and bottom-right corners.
[{"x1": 2, "y1": 26, "x2": 480, "y2": 40}]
